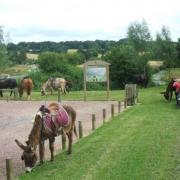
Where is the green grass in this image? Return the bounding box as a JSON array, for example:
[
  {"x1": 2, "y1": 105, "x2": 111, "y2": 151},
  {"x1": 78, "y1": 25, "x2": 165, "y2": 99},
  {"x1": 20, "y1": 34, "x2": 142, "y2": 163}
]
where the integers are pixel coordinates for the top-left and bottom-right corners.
[
  {"x1": 18, "y1": 86, "x2": 180, "y2": 180},
  {"x1": 0, "y1": 90, "x2": 125, "y2": 101}
]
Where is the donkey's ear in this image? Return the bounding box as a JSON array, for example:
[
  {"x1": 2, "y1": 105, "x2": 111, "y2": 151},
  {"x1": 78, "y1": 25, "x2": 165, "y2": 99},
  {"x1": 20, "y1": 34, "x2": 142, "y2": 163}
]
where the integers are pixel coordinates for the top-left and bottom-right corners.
[
  {"x1": 26, "y1": 140, "x2": 30, "y2": 145},
  {"x1": 15, "y1": 139, "x2": 26, "y2": 150}
]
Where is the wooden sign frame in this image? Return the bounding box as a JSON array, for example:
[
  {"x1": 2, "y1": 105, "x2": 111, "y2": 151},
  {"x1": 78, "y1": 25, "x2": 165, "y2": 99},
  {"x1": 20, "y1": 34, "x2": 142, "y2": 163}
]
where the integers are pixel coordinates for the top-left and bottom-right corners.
[{"x1": 83, "y1": 60, "x2": 110, "y2": 101}]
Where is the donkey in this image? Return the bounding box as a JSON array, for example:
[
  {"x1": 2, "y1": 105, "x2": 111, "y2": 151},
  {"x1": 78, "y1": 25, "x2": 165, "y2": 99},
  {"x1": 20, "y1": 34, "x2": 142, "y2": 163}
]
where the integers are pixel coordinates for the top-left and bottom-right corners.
[
  {"x1": 161, "y1": 79, "x2": 176, "y2": 101},
  {"x1": 41, "y1": 77, "x2": 71, "y2": 96},
  {"x1": 15, "y1": 102, "x2": 77, "y2": 172}
]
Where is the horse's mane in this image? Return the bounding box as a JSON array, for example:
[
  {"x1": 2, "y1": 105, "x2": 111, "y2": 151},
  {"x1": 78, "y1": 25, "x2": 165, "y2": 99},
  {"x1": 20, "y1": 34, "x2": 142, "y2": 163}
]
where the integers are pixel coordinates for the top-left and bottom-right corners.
[
  {"x1": 166, "y1": 79, "x2": 175, "y2": 92},
  {"x1": 28, "y1": 114, "x2": 43, "y2": 149}
]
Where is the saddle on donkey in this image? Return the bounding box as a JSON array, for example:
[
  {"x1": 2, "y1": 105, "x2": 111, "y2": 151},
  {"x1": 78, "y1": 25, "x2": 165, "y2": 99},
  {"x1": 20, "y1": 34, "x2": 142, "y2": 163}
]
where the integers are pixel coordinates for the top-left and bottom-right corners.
[{"x1": 39, "y1": 104, "x2": 70, "y2": 136}]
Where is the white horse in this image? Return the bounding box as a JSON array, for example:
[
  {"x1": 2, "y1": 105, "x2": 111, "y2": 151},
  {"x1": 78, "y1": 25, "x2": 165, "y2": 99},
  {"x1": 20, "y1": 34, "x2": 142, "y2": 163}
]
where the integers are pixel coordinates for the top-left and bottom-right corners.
[{"x1": 41, "y1": 77, "x2": 69, "y2": 95}]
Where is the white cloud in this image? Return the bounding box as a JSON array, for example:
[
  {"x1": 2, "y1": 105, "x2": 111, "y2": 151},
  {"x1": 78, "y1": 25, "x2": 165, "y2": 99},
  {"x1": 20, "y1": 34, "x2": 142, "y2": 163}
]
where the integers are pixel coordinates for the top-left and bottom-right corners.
[{"x1": 0, "y1": 0, "x2": 180, "y2": 42}]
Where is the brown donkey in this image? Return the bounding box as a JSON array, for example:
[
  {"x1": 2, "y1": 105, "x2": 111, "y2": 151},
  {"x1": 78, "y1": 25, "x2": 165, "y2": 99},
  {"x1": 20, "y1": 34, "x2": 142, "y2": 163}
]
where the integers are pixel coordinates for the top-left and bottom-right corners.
[{"x1": 15, "y1": 102, "x2": 77, "y2": 172}]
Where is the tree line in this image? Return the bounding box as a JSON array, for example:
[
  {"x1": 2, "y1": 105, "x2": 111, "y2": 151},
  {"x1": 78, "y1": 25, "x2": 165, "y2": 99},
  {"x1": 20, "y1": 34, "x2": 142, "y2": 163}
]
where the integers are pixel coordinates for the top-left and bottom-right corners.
[{"x1": 1, "y1": 20, "x2": 180, "y2": 90}]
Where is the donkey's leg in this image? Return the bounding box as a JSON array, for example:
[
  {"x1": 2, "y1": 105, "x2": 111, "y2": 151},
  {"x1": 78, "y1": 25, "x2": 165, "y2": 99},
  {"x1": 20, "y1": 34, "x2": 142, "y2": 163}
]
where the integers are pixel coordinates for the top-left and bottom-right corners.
[
  {"x1": 50, "y1": 87, "x2": 54, "y2": 95},
  {"x1": 39, "y1": 139, "x2": 45, "y2": 164},
  {"x1": 67, "y1": 131, "x2": 73, "y2": 154},
  {"x1": 49, "y1": 137, "x2": 55, "y2": 161},
  {"x1": 10, "y1": 89, "x2": 13, "y2": 96},
  {"x1": 170, "y1": 91, "x2": 173, "y2": 101},
  {"x1": 0, "y1": 90, "x2": 3, "y2": 97}
]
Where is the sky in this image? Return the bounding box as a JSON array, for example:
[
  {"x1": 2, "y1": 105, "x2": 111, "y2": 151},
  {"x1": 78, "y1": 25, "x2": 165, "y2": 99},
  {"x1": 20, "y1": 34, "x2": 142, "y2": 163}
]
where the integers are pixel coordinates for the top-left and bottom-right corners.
[{"x1": 0, "y1": 0, "x2": 180, "y2": 43}]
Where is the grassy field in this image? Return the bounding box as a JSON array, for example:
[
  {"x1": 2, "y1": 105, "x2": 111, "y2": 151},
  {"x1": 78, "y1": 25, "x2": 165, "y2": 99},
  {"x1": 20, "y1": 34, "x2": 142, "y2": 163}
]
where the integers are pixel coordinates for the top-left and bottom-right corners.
[
  {"x1": 18, "y1": 86, "x2": 180, "y2": 180},
  {"x1": 0, "y1": 89, "x2": 125, "y2": 101}
]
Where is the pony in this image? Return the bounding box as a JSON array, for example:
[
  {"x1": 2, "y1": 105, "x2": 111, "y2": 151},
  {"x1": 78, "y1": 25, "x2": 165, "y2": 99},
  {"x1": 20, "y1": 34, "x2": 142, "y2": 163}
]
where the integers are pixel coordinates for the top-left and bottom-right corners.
[
  {"x1": 41, "y1": 77, "x2": 71, "y2": 96},
  {"x1": 15, "y1": 102, "x2": 77, "y2": 172},
  {"x1": 19, "y1": 77, "x2": 33, "y2": 100}
]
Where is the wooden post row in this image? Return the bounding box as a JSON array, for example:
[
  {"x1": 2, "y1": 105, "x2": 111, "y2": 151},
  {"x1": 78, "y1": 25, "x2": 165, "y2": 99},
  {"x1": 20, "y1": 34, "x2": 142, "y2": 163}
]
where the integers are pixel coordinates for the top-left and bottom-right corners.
[
  {"x1": 118, "y1": 101, "x2": 121, "y2": 113},
  {"x1": 62, "y1": 134, "x2": 66, "y2": 150},
  {"x1": 6, "y1": 159, "x2": 13, "y2": 180},
  {"x1": 92, "y1": 114, "x2": 96, "y2": 130},
  {"x1": 111, "y1": 104, "x2": 114, "y2": 118},
  {"x1": 78, "y1": 121, "x2": 83, "y2": 138},
  {"x1": 103, "y1": 108, "x2": 106, "y2": 123}
]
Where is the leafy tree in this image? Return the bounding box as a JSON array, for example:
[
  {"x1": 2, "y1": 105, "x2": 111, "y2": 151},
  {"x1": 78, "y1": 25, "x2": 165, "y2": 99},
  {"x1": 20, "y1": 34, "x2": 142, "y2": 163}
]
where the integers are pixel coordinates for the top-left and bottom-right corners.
[
  {"x1": 7, "y1": 43, "x2": 27, "y2": 64},
  {"x1": 36, "y1": 51, "x2": 84, "y2": 90},
  {"x1": 0, "y1": 26, "x2": 9, "y2": 70},
  {"x1": 38, "y1": 52, "x2": 67, "y2": 73},
  {"x1": 65, "y1": 52, "x2": 85, "y2": 65},
  {"x1": 127, "y1": 19, "x2": 152, "y2": 52},
  {"x1": 105, "y1": 45, "x2": 139, "y2": 89},
  {"x1": 153, "y1": 26, "x2": 177, "y2": 69},
  {"x1": 176, "y1": 38, "x2": 180, "y2": 66}
]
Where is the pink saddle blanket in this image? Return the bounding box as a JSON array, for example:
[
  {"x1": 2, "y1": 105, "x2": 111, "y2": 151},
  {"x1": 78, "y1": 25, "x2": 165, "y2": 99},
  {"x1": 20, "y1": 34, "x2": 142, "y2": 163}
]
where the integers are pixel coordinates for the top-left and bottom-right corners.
[{"x1": 43, "y1": 106, "x2": 69, "y2": 132}]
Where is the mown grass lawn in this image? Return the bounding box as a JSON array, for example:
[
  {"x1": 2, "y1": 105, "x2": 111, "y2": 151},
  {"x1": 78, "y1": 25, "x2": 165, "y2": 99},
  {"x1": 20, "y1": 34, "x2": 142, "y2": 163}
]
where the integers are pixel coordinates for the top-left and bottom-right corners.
[
  {"x1": 19, "y1": 86, "x2": 180, "y2": 180},
  {"x1": 0, "y1": 89, "x2": 125, "y2": 101}
]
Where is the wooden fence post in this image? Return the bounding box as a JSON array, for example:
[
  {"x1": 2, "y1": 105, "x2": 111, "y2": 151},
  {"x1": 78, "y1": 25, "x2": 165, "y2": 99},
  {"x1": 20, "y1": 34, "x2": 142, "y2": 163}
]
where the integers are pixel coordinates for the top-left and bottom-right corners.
[
  {"x1": 118, "y1": 101, "x2": 121, "y2": 113},
  {"x1": 103, "y1": 108, "x2": 106, "y2": 123},
  {"x1": 111, "y1": 104, "x2": 114, "y2": 118},
  {"x1": 62, "y1": 134, "x2": 66, "y2": 150},
  {"x1": 58, "y1": 88, "x2": 61, "y2": 102},
  {"x1": 125, "y1": 84, "x2": 137, "y2": 106},
  {"x1": 14, "y1": 88, "x2": 18, "y2": 100},
  {"x1": 78, "y1": 121, "x2": 83, "y2": 138},
  {"x1": 124, "y1": 98, "x2": 127, "y2": 109},
  {"x1": 92, "y1": 114, "x2": 96, "y2": 130},
  {"x1": 6, "y1": 159, "x2": 13, "y2": 180}
]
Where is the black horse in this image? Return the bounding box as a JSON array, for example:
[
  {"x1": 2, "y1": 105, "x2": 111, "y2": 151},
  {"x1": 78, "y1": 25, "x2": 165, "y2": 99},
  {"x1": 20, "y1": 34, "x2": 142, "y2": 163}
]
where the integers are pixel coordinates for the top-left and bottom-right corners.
[
  {"x1": 0, "y1": 78, "x2": 17, "y2": 97},
  {"x1": 134, "y1": 74, "x2": 148, "y2": 88}
]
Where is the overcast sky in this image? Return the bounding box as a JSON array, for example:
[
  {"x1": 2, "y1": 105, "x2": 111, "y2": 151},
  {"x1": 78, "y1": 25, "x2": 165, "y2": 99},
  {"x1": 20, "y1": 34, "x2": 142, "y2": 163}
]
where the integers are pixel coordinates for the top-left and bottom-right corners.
[{"x1": 0, "y1": 0, "x2": 180, "y2": 43}]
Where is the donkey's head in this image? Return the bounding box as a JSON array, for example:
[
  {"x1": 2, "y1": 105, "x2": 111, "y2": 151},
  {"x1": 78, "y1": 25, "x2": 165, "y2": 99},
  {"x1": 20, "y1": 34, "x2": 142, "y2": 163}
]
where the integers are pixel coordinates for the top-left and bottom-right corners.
[
  {"x1": 160, "y1": 91, "x2": 170, "y2": 100},
  {"x1": 15, "y1": 139, "x2": 37, "y2": 172},
  {"x1": 41, "y1": 83, "x2": 46, "y2": 96}
]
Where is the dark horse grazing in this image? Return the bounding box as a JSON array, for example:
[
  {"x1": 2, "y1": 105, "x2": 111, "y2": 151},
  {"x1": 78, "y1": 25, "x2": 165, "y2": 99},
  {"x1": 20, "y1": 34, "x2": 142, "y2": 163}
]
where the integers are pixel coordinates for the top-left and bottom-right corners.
[
  {"x1": 161, "y1": 79, "x2": 176, "y2": 101},
  {"x1": 0, "y1": 78, "x2": 17, "y2": 97},
  {"x1": 19, "y1": 77, "x2": 33, "y2": 100},
  {"x1": 15, "y1": 102, "x2": 77, "y2": 172},
  {"x1": 134, "y1": 74, "x2": 148, "y2": 88}
]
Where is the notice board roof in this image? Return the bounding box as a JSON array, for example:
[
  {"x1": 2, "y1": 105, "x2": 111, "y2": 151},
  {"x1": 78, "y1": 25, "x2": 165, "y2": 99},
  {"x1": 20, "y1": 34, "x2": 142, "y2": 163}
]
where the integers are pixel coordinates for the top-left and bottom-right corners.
[{"x1": 83, "y1": 60, "x2": 110, "y2": 66}]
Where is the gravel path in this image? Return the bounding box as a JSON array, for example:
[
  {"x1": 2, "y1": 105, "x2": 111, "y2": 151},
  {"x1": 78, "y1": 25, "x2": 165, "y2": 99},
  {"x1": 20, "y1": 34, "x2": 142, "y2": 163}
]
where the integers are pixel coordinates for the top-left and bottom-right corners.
[{"x1": 0, "y1": 100, "x2": 124, "y2": 180}]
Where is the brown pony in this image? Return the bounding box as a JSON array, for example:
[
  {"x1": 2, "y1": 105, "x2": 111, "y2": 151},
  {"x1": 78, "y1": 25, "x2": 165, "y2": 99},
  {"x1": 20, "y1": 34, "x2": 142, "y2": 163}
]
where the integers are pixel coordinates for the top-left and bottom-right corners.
[
  {"x1": 15, "y1": 102, "x2": 77, "y2": 172},
  {"x1": 19, "y1": 77, "x2": 33, "y2": 100}
]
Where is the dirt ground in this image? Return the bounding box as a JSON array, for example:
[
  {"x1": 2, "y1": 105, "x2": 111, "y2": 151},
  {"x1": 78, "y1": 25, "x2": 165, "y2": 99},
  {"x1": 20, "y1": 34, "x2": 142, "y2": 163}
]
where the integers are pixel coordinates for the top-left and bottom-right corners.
[{"x1": 0, "y1": 100, "x2": 124, "y2": 180}]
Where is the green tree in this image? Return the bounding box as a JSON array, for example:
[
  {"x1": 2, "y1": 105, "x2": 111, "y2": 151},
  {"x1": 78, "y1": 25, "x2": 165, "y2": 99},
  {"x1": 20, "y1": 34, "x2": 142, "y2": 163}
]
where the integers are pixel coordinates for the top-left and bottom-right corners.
[
  {"x1": 65, "y1": 52, "x2": 85, "y2": 65},
  {"x1": 176, "y1": 38, "x2": 180, "y2": 66},
  {"x1": 105, "y1": 45, "x2": 140, "y2": 89},
  {"x1": 127, "y1": 19, "x2": 152, "y2": 52},
  {"x1": 0, "y1": 26, "x2": 9, "y2": 71},
  {"x1": 154, "y1": 26, "x2": 177, "y2": 69},
  {"x1": 38, "y1": 52, "x2": 67, "y2": 73}
]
